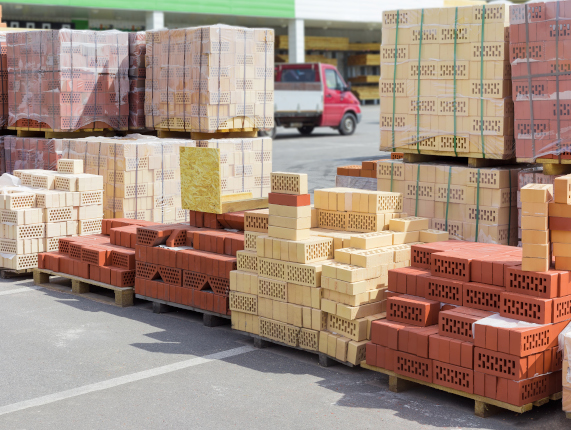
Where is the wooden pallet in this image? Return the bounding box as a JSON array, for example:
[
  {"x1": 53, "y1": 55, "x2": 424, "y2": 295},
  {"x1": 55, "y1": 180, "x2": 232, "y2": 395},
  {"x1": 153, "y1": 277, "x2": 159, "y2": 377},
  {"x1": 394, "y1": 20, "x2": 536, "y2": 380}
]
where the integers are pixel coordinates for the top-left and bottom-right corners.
[
  {"x1": 348, "y1": 75, "x2": 380, "y2": 84},
  {"x1": 156, "y1": 129, "x2": 258, "y2": 140},
  {"x1": 33, "y1": 268, "x2": 133, "y2": 307},
  {"x1": 244, "y1": 332, "x2": 356, "y2": 368},
  {"x1": 361, "y1": 362, "x2": 561, "y2": 418},
  {"x1": 8, "y1": 127, "x2": 119, "y2": 139},
  {"x1": 516, "y1": 158, "x2": 571, "y2": 175},
  {"x1": 0, "y1": 268, "x2": 33, "y2": 279},
  {"x1": 135, "y1": 294, "x2": 230, "y2": 327},
  {"x1": 402, "y1": 152, "x2": 517, "y2": 168}
]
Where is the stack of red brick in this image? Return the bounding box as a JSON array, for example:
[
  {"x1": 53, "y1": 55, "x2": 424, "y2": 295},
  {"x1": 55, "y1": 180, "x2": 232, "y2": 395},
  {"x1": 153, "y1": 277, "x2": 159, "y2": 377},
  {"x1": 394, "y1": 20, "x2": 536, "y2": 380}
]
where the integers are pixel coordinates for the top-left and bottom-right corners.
[
  {"x1": 367, "y1": 240, "x2": 571, "y2": 407},
  {"x1": 133, "y1": 221, "x2": 245, "y2": 315},
  {"x1": 186, "y1": 211, "x2": 245, "y2": 230},
  {"x1": 38, "y1": 218, "x2": 156, "y2": 287},
  {"x1": 336, "y1": 160, "x2": 380, "y2": 178}
]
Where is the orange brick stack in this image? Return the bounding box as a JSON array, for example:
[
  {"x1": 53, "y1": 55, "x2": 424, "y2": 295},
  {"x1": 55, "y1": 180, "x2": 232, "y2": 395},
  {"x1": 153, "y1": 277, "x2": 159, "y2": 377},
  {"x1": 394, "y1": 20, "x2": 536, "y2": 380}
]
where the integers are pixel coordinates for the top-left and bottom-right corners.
[
  {"x1": 366, "y1": 240, "x2": 570, "y2": 407},
  {"x1": 38, "y1": 218, "x2": 157, "y2": 287},
  {"x1": 128, "y1": 31, "x2": 147, "y2": 131},
  {"x1": 133, "y1": 218, "x2": 246, "y2": 315},
  {"x1": 337, "y1": 160, "x2": 382, "y2": 178}
]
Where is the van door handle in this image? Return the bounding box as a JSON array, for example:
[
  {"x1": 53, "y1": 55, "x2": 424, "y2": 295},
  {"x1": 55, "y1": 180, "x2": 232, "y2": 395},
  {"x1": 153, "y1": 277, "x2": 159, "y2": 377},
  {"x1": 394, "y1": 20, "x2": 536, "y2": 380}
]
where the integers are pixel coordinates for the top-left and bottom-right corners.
[{"x1": 326, "y1": 94, "x2": 332, "y2": 98}]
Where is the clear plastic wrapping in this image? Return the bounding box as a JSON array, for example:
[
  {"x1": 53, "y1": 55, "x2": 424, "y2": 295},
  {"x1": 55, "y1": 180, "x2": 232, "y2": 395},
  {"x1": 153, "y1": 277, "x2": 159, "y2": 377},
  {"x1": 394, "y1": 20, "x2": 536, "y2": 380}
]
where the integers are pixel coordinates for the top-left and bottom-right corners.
[
  {"x1": 128, "y1": 31, "x2": 147, "y2": 131},
  {"x1": 380, "y1": 5, "x2": 514, "y2": 159},
  {"x1": 6, "y1": 29, "x2": 129, "y2": 131},
  {"x1": 510, "y1": 2, "x2": 571, "y2": 160},
  {"x1": 377, "y1": 159, "x2": 520, "y2": 244},
  {"x1": 144, "y1": 25, "x2": 274, "y2": 132},
  {"x1": 59, "y1": 135, "x2": 193, "y2": 223},
  {"x1": 0, "y1": 33, "x2": 7, "y2": 129},
  {"x1": 4, "y1": 136, "x2": 63, "y2": 173}
]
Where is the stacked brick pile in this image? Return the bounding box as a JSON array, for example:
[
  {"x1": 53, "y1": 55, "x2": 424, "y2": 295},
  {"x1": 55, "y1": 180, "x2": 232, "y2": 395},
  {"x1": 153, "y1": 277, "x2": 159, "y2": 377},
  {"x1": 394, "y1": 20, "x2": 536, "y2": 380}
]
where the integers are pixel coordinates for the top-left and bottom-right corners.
[
  {"x1": 0, "y1": 32, "x2": 7, "y2": 130},
  {"x1": 7, "y1": 29, "x2": 129, "y2": 131},
  {"x1": 4, "y1": 137, "x2": 63, "y2": 173},
  {"x1": 37, "y1": 218, "x2": 155, "y2": 287},
  {"x1": 337, "y1": 160, "x2": 381, "y2": 178},
  {"x1": 379, "y1": 4, "x2": 513, "y2": 159},
  {"x1": 128, "y1": 31, "x2": 147, "y2": 131},
  {"x1": 313, "y1": 188, "x2": 404, "y2": 233},
  {"x1": 377, "y1": 159, "x2": 520, "y2": 245},
  {"x1": 145, "y1": 25, "x2": 274, "y2": 132},
  {"x1": 1, "y1": 159, "x2": 103, "y2": 270},
  {"x1": 133, "y1": 221, "x2": 245, "y2": 315},
  {"x1": 366, "y1": 240, "x2": 571, "y2": 407},
  {"x1": 59, "y1": 136, "x2": 194, "y2": 223},
  {"x1": 510, "y1": 1, "x2": 571, "y2": 160},
  {"x1": 520, "y1": 183, "x2": 552, "y2": 271},
  {"x1": 551, "y1": 175, "x2": 571, "y2": 271}
]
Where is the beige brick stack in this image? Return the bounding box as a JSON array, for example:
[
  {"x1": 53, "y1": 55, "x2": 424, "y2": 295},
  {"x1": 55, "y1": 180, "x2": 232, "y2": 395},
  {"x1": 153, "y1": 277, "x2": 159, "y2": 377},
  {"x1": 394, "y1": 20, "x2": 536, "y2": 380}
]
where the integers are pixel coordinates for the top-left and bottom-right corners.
[
  {"x1": 377, "y1": 159, "x2": 520, "y2": 245},
  {"x1": 379, "y1": 4, "x2": 513, "y2": 159},
  {"x1": 145, "y1": 25, "x2": 274, "y2": 132},
  {"x1": 3, "y1": 159, "x2": 103, "y2": 270},
  {"x1": 520, "y1": 184, "x2": 552, "y2": 272}
]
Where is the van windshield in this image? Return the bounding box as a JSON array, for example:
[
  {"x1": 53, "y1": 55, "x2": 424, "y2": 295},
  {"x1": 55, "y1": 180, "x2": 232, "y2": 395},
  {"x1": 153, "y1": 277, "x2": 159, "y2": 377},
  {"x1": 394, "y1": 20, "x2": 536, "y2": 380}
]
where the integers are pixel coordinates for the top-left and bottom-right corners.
[{"x1": 280, "y1": 69, "x2": 316, "y2": 82}]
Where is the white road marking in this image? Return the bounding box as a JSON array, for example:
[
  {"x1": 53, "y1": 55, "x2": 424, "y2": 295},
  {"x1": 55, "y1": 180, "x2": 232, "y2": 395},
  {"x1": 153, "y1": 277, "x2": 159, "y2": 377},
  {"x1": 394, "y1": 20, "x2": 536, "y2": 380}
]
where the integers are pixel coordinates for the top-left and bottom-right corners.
[
  {"x1": 0, "y1": 286, "x2": 41, "y2": 296},
  {"x1": 0, "y1": 346, "x2": 255, "y2": 416}
]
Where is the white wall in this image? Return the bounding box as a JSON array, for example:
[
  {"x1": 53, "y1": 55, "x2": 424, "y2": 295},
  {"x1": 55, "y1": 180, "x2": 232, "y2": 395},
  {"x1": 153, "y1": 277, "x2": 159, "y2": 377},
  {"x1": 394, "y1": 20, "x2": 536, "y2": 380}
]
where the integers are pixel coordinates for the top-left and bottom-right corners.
[{"x1": 295, "y1": 0, "x2": 444, "y2": 23}]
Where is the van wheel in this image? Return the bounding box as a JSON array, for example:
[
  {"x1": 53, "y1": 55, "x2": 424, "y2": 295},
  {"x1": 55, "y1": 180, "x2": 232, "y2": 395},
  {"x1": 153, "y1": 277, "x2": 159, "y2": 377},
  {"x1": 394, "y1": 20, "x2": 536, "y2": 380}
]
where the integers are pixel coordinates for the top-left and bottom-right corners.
[
  {"x1": 258, "y1": 127, "x2": 277, "y2": 139},
  {"x1": 297, "y1": 126, "x2": 314, "y2": 136},
  {"x1": 339, "y1": 113, "x2": 356, "y2": 136}
]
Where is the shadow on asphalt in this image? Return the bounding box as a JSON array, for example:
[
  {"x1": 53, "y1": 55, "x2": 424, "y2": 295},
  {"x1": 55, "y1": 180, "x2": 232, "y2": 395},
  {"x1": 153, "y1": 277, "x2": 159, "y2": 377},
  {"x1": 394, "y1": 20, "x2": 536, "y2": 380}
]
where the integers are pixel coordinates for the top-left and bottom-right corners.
[{"x1": 31, "y1": 284, "x2": 569, "y2": 430}]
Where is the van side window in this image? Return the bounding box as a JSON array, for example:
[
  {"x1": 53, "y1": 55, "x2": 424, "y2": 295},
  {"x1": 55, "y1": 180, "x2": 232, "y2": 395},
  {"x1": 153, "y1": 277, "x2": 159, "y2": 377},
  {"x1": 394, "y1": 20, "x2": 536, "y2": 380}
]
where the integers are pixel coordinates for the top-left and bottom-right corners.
[{"x1": 325, "y1": 69, "x2": 343, "y2": 90}]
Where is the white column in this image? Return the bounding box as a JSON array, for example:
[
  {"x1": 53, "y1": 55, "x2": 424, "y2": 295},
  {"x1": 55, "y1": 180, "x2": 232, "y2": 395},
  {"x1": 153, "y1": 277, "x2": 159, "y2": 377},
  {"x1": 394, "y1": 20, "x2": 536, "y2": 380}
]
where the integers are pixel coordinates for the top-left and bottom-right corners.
[
  {"x1": 146, "y1": 11, "x2": 165, "y2": 30},
  {"x1": 288, "y1": 18, "x2": 305, "y2": 63}
]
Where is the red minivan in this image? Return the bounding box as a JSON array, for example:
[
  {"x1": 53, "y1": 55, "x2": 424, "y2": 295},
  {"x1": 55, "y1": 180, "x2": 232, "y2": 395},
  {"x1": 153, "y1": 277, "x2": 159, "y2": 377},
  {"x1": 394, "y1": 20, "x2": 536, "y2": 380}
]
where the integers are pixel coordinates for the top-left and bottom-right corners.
[{"x1": 268, "y1": 63, "x2": 362, "y2": 138}]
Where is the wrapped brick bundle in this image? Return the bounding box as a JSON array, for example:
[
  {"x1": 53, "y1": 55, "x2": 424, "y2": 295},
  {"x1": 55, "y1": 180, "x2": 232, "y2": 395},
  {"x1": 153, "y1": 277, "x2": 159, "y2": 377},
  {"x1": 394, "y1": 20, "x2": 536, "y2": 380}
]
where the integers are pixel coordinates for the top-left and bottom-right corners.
[
  {"x1": 128, "y1": 31, "x2": 147, "y2": 131},
  {"x1": 379, "y1": 5, "x2": 514, "y2": 159},
  {"x1": 4, "y1": 136, "x2": 63, "y2": 173},
  {"x1": 0, "y1": 32, "x2": 7, "y2": 129},
  {"x1": 510, "y1": 2, "x2": 571, "y2": 160},
  {"x1": 6, "y1": 29, "x2": 129, "y2": 131},
  {"x1": 145, "y1": 25, "x2": 274, "y2": 132}
]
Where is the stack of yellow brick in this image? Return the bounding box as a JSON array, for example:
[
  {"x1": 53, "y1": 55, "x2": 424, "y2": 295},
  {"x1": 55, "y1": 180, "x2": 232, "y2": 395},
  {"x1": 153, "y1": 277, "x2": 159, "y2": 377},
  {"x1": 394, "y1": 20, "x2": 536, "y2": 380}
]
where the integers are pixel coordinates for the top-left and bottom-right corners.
[
  {"x1": 379, "y1": 4, "x2": 513, "y2": 159},
  {"x1": 520, "y1": 184, "x2": 552, "y2": 272},
  {"x1": 4, "y1": 159, "x2": 103, "y2": 270},
  {"x1": 376, "y1": 159, "x2": 520, "y2": 245}
]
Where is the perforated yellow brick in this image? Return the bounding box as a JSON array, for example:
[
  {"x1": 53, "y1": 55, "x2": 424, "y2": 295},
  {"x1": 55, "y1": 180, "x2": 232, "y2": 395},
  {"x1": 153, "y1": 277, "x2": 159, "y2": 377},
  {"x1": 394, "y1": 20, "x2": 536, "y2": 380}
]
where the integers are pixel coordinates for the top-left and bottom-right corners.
[
  {"x1": 78, "y1": 218, "x2": 102, "y2": 235},
  {"x1": 44, "y1": 207, "x2": 74, "y2": 223},
  {"x1": 270, "y1": 172, "x2": 308, "y2": 195},
  {"x1": 54, "y1": 175, "x2": 76, "y2": 192},
  {"x1": 317, "y1": 210, "x2": 348, "y2": 231},
  {"x1": 347, "y1": 212, "x2": 383, "y2": 233},
  {"x1": 326, "y1": 314, "x2": 368, "y2": 341},
  {"x1": 258, "y1": 257, "x2": 286, "y2": 280},
  {"x1": 57, "y1": 159, "x2": 84, "y2": 174},
  {"x1": 259, "y1": 317, "x2": 300, "y2": 347},
  {"x1": 286, "y1": 261, "x2": 324, "y2": 287},
  {"x1": 31, "y1": 173, "x2": 56, "y2": 190},
  {"x1": 389, "y1": 216, "x2": 430, "y2": 232},
  {"x1": 350, "y1": 232, "x2": 394, "y2": 249},
  {"x1": 298, "y1": 328, "x2": 319, "y2": 351},
  {"x1": 244, "y1": 231, "x2": 263, "y2": 251},
  {"x1": 237, "y1": 250, "x2": 258, "y2": 273},
  {"x1": 244, "y1": 209, "x2": 269, "y2": 232},
  {"x1": 377, "y1": 160, "x2": 404, "y2": 180},
  {"x1": 373, "y1": 192, "x2": 403, "y2": 213},
  {"x1": 258, "y1": 277, "x2": 287, "y2": 302},
  {"x1": 8, "y1": 224, "x2": 45, "y2": 240},
  {"x1": 3, "y1": 253, "x2": 38, "y2": 270},
  {"x1": 229, "y1": 291, "x2": 258, "y2": 315},
  {"x1": 44, "y1": 236, "x2": 61, "y2": 252},
  {"x1": 80, "y1": 190, "x2": 104, "y2": 206},
  {"x1": 5, "y1": 193, "x2": 35, "y2": 210}
]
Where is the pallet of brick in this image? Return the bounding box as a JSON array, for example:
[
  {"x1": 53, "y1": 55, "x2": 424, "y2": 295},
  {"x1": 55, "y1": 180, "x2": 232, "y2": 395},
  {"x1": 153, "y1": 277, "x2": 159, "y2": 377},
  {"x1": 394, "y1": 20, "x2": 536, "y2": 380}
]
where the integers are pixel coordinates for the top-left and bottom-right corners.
[
  {"x1": 520, "y1": 183, "x2": 552, "y2": 271},
  {"x1": 510, "y1": 1, "x2": 571, "y2": 162},
  {"x1": 379, "y1": 5, "x2": 514, "y2": 159},
  {"x1": 1, "y1": 159, "x2": 104, "y2": 270},
  {"x1": 364, "y1": 239, "x2": 569, "y2": 413},
  {"x1": 180, "y1": 137, "x2": 272, "y2": 214},
  {"x1": 4, "y1": 137, "x2": 63, "y2": 174},
  {"x1": 58, "y1": 135, "x2": 194, "y2": 223},
  {"x1": 549, "y1": 174, "x2": 571, "y2": 271},
  {"x1": 134, "y1": 222, "x2": 245, "y2": 316},
  {"x1": 6, "y1": 29, "x2": 128, "y2": 131},
  {"x1": 313, "y1": 187, "x2": 403, "y2": 233},
  {"x1": 0, "y1": 32, "x2": 7, "y2": 129},
  {"x1": 128, "y1": 31, "x2": 148, "y2": 131},
  {"x1": 376, "y1": 160, "x2": 520, "y2": 244},
  {"x1": 145, "y1": 25, "x2": 274, "y2": 133},
  {"x1": 337, "y1": 160, "x2": 381, "y2": 178}
]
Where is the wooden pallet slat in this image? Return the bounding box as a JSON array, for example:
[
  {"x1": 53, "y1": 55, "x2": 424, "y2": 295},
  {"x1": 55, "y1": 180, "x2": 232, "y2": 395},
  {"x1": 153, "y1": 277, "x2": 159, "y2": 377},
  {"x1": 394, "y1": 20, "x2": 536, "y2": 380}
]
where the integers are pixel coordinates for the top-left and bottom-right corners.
[{"x1": 402, "y1": 152, "x2": 517, "y2": 168}]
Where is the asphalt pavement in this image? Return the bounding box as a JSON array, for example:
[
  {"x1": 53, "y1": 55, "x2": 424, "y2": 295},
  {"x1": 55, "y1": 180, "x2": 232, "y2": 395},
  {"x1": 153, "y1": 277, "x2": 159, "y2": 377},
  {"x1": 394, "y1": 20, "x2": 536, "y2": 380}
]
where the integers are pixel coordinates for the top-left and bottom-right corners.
[{"x1": 0, "y1": 105, "x2": 570, "y2": 429}]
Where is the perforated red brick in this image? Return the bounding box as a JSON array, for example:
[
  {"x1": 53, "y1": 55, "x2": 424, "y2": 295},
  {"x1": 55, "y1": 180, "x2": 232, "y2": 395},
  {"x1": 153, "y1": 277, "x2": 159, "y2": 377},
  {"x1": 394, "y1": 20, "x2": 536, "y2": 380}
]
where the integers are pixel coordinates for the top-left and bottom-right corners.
[
  {"x1": 500, "y1": 292, "x2": 552, "y2": 324},
  {"x1": 412, "y1": 241, "x2": 471, "y2": 268},
  {"x1": 439, "y1": 307, "x2": 492, "y2": 343},
  {"x1": 80, "y1": 246, "x2": 111, "y2": 266},
  {"x1": 69, "y1": 242, "x2": 84, "y2": 260},
  {"x1": 387, "y1": 295, "x2": 440, "y2": 327},
  {"x1": 58, "y1": 238, "x2": 74, "y2": 255},
  {"x1": 182, "y1": 270, "x2": 209, "y2": 290},
  {"x1": 110, "y1": 268, "x2": 135, "y2": 288},
  {"x1": 389, "y1": 267, "x2": 431, "y2": 296},
  {"x1": 474, "y1": 347, "x2": 528, "y2": 380},
  {"x1": 425, "y1": 275, "x2": 464, "y2": 305},
  {"x1": 505, "y1": 266, "x2": 561, "y2": 299},
  {"x1": 366, "y1": 342, "x2": 377, "y2": 366},
  {"x1": 431, "y1": 251, "x2": 486, "y2": 282},
  {"x1": 157, "y1": 265, "x2": 182, "y2": 286},
  {"x1": 166, "y1": 229, "x2": 187, "y2": 247},
  {"x1": 268, "y1": 192, "x2": 310, "y2": 207},
  {"x1": 506, "y1": 373, "x2": 555, "y2": 407},
  {"x1": 552, "y1": 295, "x2": 571, "y2": 323},
  {"x1": 136, "y1": 261, "x2": 159, "y2": 280},
  {"x1": 111, "y1": 249, "x2": 135, "y2": 270},
  {"x1": 207, "y1": 275, "x2": 230, "y2": 296},
  {"x1": 136, "y1": 225, "x2": 175, "y2": 246},
  {"x1": 394, "y1": 350, "x2": 433, "y2": 383},
  {"x1": 433, "y1": 360, "x2": 474, "y2": 394},
  {"x1": 370, "y1": 319, "x2": 409, "y2": 349},
  {"x1": 463, "y1": 282, "x2": 504, "y2": 312}
]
